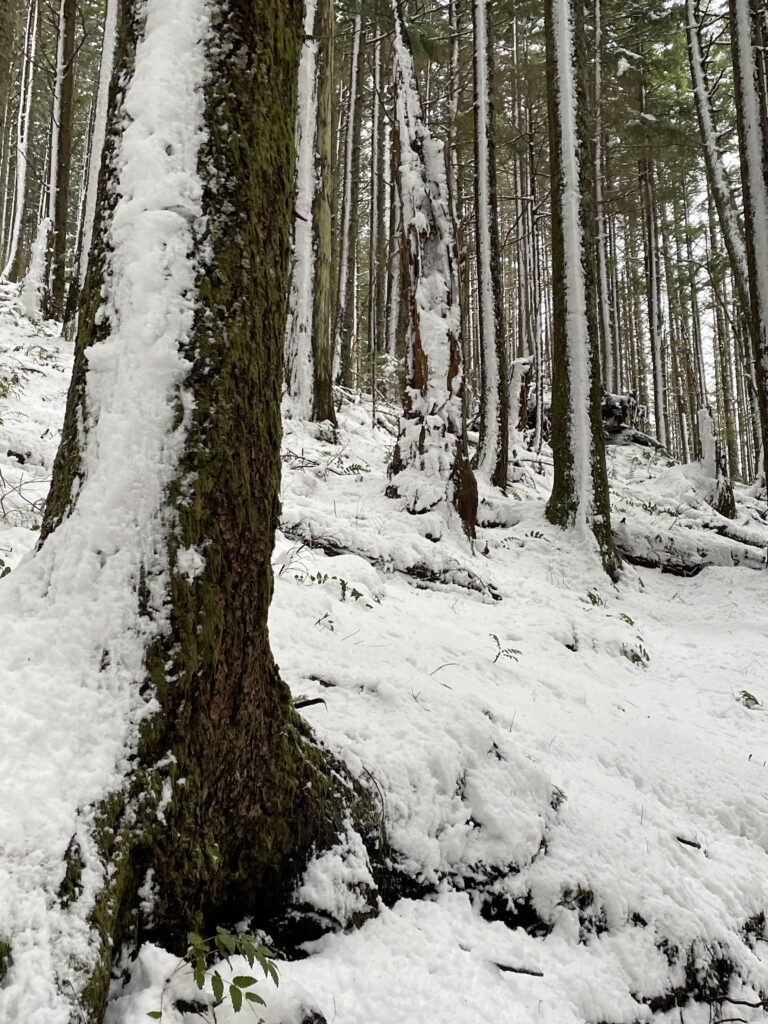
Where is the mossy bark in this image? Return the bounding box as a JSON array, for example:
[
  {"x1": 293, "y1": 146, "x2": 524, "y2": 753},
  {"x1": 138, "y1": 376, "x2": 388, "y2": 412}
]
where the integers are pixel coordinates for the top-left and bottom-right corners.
[
  {"x1": 39, "y1": 2, "x2": 380, "y2": 1020},
  {"x1": 544, "y1": 0, "x2": 620, "y2": 577}
]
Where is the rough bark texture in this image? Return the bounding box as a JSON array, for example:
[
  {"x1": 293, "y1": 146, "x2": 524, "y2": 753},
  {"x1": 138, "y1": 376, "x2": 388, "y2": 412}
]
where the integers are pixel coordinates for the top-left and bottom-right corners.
[
  {"x1": 544, "y1": 0, "x2": 620, "y2": 577},
  {"x1": 41, "y1": 2, "x2": 379, "y2": 1019}
]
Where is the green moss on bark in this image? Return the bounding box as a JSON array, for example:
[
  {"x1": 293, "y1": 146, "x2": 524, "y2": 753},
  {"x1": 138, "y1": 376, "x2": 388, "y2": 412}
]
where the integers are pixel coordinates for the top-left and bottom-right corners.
[{"x1": 40, "y1": 3, "x2": 382, "y2": 1020}]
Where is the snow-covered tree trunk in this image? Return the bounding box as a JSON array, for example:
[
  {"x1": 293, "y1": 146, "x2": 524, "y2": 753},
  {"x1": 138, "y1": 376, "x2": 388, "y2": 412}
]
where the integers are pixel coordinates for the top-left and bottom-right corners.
[
  {"x1": 730, "y1": 0, "x2": 768, "y2": 487},
  {"x1": 386, "y1": 0, "x2": 477, "y2": 536},
  {"x1": 640, "y1": 149, "x2": 668, "y2": 448},
  {"x1": 284, "y1": 0, "x2": 336, "y2": 423},
  {"x1": 78, "y1": 0, "x2": 118, "y2": 299},
  {"x1": 544, "y1": 0, "x2": 620, "y2": 576},
  {"x1": 594, "y1": 0, "x2": 616, "y2": 393},
  {"x1": 1, "y1": 0, "x2": 37, "y2": 281},
  {"x1": 369, "y1": 31, "x2": 382, "y2": 419},
  {"x1": 0, "y1": 2, "x2": 379, "y2": 1019},
  {"x1": 332, "y1": 11, "x2": 363, "y2": 387},
  {"x1": 472, "y1": 0, "x2": 508, "y2": 489},
  {"x1": 42, "y1": 0, "x2": 76, "y2": 319}
]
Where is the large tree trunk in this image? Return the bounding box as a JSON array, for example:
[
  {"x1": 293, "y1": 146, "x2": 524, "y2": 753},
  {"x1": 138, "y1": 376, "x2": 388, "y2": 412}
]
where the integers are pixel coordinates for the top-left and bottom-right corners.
[
  {"x1": 15, "y1": 0, "x2": 378, "y2": 1019},
  {"x1": 386, "y1": 0, "x2": 477, "y2": 537},
  {"x1": 544, "y1": 0, "x2": 620, "y2": 577}
]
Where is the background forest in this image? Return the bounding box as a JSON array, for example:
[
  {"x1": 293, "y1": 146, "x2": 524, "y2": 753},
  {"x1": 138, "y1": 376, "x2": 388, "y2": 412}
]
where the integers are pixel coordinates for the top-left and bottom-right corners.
[{"x1": 2, "y1": 0, "x2": 768, "y2": 490}]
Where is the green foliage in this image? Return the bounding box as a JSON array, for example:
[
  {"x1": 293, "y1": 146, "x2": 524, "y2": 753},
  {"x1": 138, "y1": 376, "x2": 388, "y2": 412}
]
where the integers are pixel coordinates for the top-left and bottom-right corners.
[
  {"x1": 295, "y1": 570, "x2": 363, "y2": 602},
  {"x1": 148, "y1": 928, "x2": 278, "y2": 1022},
  {"x1": 621, "y1": 638, "x2": 650, "y2": 668},
  {"x1": 489, "y1": 634, "x2": 522, "y2": 664},
  {"x1": 738, "y1": 690, "x2": 762, "y2": 710},
  {"x1": 0, "y1": 558, "x2": 10, "y2": 579},
  {"x1": 586, "y1": 590, "x2": 604, "y2": 607}
]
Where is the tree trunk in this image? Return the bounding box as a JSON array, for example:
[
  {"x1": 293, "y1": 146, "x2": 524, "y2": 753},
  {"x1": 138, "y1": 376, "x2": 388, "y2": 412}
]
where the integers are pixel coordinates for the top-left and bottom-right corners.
[
  {"x1": 333, "y1": 11, "x2": 364, "y2": 387},
  {"x1": 32, "y1": 1, "x2": 378, "y2": 1018},
  {"x1": 544, "y1": 0, "x2": 620, "y2": 577},
  {"x1": 386, "y1": 0, "x2": 477, "y2": 536},
  {"x1": 284, "y1": 0, "x2": 336, "y2": 423},
  {"x1": 730, "y1": 0, "x2": 768, "y2": 486},
  {"x1": 472, "y1": 0, "x2": 508, "y2": 488}
]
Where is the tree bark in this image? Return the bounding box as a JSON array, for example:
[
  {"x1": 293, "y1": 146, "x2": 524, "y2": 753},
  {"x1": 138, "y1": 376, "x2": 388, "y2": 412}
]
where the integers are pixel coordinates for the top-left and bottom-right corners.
[
  {"x1": 472, "y1": 0, "x2": 509, "y2": 489},
  {"x1": 544, "y1": 0, "x2": 620, "y2": 577},
  {"x1": 386, "y1": 0, "x2": 477, "y2": 536},
  {"x1": 730, "y1": 0, "x2": 768, "y2": 485},
  {"x1": 39, "y1": 1, "x2": 378, "y2": 1017}
]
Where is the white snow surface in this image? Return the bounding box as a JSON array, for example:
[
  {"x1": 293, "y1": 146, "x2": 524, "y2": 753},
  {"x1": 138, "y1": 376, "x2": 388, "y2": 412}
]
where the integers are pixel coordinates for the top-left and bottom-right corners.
[
  {"x1": 0, "y1": 0, "x2": 211, "y2": 1018},
  {"x1": 3, "y1": 343, "x2": 768, "y2": 1019},
  {"x1": 6, "y1": 333, "x2": 768, "y2": 1015}
]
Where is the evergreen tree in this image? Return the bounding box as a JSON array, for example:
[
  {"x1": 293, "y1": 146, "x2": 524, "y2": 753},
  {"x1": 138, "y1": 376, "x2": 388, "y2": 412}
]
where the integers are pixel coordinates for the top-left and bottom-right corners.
[
  {"x1": 36, "y1": 0, "x2": 378, "y2": 1016},
  {"x1": 544, "y1": 0, "x2": 620, "y2": 576}
]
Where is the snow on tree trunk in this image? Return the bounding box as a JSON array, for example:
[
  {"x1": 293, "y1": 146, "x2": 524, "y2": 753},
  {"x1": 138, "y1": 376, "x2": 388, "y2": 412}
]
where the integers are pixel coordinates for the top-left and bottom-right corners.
[
  {"x1": 19, "y1": 214, "x2": 50, "y2": 320},
  {"x1": 332, "y1": 12, "x2": 363, "y2": 386},
  {"x1": 285, "y1": 0, "x2": 323, "y2": 420},
  {"x1": 698, "y1": 407, "x2": 718, "y2": 478},
  {"x1": 78, "y1": 0, "x2": 118, "y2": 296},
  {"x1": 0, "y1": 0, "x2": 37, "y2": 281},
  {"x1": 544, "y1": 0, "x2": 620, "y2": 576},
  {"x1": 594, "y1": 0, "x2": 615, "y2": 393},
  {"x1": 45, "y1": 0, "x2": 76, "y2": 319},
  {"x1": 1, "y1": 2, "x2": 378, "y2": 1020},
  {"x1": 386, "y1": 0, "x2": 477, "y2": 537},
  {"x1": 369, "y1": 32, "x2": 382, "y2": 422},
  {"x1": 641, "y1": 152, "x2": 668, "y2": 449},
  {"x1": 472, "y1": 0, "x2": 508, "y2": 489},
  {"x1": 730, "y1": 0, "x2": 768, "y2": 487}
]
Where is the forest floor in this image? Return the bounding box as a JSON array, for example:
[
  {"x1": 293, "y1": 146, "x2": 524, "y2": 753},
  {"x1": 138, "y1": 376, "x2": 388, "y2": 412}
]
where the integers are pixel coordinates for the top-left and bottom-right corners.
[{"x1": 2, "y1": 297, "x2": 768, "y2": 1024}]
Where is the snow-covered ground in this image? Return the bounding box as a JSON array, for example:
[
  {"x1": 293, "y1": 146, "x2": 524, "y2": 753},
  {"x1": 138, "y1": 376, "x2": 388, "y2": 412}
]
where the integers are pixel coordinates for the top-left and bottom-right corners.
[{"x1": 2, "y1": 295, "x2": 768, "y2": 1024}]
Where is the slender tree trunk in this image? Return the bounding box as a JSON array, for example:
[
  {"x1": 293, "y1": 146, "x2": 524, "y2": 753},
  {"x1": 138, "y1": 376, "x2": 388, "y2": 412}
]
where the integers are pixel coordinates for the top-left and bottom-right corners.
[
  {"x1": 544, "y1": 0, "x2": 620, "y2": 576},
  {"x1": 43, "y1": 0, "x2": 76, "y2": 318},
  {"x1": 1, "y1": 0, "x2": 37, "y2": 280},
  {"x1": 472, "y1": 0, "x2": 508, "y2": 488},
  {"x1": 284, "y1": 0, "x2": 336, "y2": 423},
  {"x1": 333, "y1": 11, "x2": 364, "y2": 387}
]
